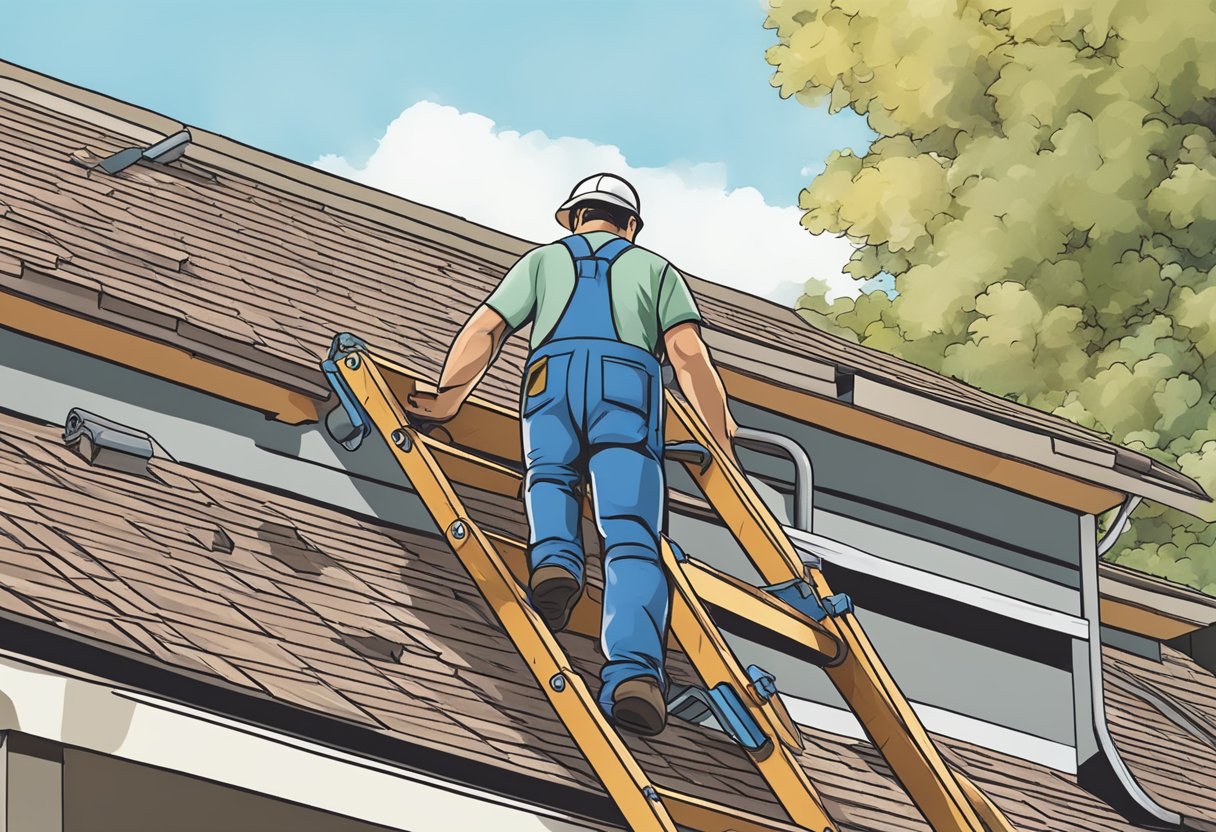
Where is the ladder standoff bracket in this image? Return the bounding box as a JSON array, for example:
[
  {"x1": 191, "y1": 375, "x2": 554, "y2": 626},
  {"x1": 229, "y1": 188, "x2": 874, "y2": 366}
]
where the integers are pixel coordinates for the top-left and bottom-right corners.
[
  {"x1": 746, "y1": 665, "x2": 779, "y2": 703},
  {"x1": 764, "y1": 579, "x2": 853, "y2": 624},
  {"x1": 321, "y1": 332, "x2": 373, "y2": 452},
  {"x1": 823, "y1": 593, "x2": 854, "y2": 617},
  {"x1": 667, "y1": 683, "x2": 773, "y2": 756}
]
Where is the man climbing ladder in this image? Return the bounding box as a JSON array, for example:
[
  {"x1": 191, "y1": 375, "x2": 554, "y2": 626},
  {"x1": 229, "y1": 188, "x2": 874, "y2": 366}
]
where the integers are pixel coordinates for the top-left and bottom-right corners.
[{"x1": 404, "y1": 173, "x2": 738, "y2": 736}]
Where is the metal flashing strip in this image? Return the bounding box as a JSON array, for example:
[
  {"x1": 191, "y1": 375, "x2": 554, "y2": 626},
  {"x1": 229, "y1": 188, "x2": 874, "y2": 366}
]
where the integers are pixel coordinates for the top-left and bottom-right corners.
[
  {"x1": 1104, "y1": 667, "x2": 1216, "y2": 752},
  {"x1": 0, "y1": 651, "x2": 604, "y2": 832},
  {"x1": 787, "y1": 527, "x2": 1091, "y2": 639},
  {"x1": 99, "y1": 128, "x2": 192, "y2": 174}
]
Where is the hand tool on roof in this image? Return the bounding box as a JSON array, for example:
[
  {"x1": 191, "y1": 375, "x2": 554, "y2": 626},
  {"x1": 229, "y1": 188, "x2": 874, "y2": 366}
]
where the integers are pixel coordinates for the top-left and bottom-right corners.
[{"x1": 321, "y1": 332, "x2": 1016, "y2": 832}]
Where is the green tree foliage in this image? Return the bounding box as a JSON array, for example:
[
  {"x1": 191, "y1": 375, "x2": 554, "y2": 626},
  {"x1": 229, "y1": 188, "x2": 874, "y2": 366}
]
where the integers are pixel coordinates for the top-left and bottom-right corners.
[{"x1": 767, "y1": 0, "x2": 1216, "y2": 592}]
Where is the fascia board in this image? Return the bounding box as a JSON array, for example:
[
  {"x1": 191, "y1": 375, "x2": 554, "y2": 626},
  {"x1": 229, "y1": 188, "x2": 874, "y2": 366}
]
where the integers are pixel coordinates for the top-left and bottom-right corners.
[{"x1": 851, "y1": 376, "x2": 1210, "y2": 516}]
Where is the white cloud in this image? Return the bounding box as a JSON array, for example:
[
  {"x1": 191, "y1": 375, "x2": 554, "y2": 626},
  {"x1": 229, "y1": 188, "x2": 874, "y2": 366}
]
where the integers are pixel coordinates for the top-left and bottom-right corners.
[{"x1": 315, "y1": 101, "x2": 861, "y2": 302}]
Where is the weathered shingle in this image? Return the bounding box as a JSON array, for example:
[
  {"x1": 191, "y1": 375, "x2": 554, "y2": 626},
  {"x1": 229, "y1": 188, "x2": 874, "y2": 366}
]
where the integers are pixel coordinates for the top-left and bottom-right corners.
[{"x1": 0, "y1": 408, "x2": 1198, "y2": 830}]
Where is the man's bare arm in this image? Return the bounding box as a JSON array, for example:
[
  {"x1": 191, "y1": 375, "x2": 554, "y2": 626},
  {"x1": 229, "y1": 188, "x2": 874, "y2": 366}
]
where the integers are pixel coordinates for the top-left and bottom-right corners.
[
  {"x1": 664, "y1": 321, "x2": 738, "y2": 457},
  {"x1": 404, "y1": 305, "x2": 509, "y2": 421}
]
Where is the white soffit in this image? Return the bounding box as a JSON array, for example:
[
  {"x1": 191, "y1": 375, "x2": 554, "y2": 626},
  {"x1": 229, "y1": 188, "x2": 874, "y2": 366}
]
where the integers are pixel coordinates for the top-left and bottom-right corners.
[{"x1": 789, "y1": 528, "x2": 1091, "y2": 639}]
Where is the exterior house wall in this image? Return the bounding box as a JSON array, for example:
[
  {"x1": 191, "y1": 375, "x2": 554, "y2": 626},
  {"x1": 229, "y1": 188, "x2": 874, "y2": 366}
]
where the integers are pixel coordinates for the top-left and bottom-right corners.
[
  {"x1": 0, "y1": 329, "x2": 434, "y2": 532},
  {"x1": 63, "y1": 748, "x2": 399, "y2": 832}
]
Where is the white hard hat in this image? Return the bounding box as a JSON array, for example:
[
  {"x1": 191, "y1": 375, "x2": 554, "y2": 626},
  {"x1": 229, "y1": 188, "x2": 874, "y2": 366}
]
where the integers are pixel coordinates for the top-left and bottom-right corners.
[{"x1": 555, "y1": 173, "x2": 643, "y2": 231}]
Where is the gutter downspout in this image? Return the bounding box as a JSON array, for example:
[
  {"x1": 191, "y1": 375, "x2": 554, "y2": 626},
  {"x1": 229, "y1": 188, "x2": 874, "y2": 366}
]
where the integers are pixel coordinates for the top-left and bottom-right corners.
[{"x1": 1079, "y1": 510, "x2": 1182, "y2": 828}]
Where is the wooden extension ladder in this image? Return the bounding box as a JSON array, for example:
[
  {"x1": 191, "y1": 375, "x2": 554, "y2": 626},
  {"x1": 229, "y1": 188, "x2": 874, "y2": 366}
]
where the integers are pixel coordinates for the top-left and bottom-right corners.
[{"x1": 320, "y1": 332, "x2": 1015, "y2": 832}]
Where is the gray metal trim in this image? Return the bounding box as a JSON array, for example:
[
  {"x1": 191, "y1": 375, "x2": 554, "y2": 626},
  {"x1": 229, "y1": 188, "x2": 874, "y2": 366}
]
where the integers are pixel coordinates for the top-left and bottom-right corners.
[{"x1": 734, "y1": 425, "x2": 814, "y2": 531}]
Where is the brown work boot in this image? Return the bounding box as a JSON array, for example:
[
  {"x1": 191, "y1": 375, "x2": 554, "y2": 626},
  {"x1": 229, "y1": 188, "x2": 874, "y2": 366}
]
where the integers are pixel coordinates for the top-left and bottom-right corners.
[
  {"x1": 612, "y1": 677, "x2": 667, "y2": 737},
  {"x1": 529, "y1": 566, "x2": 581, "y2": 632}
]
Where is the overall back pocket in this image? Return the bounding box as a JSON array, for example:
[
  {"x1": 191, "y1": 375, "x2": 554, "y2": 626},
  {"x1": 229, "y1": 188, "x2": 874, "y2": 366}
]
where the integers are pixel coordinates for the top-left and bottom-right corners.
[{"x1": 601, "y1": 356, "x2": 652, "y2": 416}]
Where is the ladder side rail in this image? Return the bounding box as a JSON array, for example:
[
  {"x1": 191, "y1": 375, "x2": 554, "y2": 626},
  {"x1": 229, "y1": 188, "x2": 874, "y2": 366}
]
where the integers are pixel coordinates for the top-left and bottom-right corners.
[
  {"x1": 665, "y1": 391, "x2": 1009, "y2": 832},
  {"x1": 661, "y1": 539, "x2": 838, "y2": 832},
  {"x1": 338, "y1": 351, "x2": 680, "y2": 832}
]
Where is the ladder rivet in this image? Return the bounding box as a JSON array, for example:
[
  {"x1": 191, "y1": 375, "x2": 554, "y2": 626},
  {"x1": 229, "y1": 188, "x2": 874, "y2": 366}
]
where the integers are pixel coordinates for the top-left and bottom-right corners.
[
  {"x1": 390, "y1": 429, "x2": 411, "y2": 451},
  {"x1": 642, "y1": 786, "x2": 659, "y2": 802},
  {"x1": 549, "y1": 673, "x2": 566, "y2": 692},
  {"x1": 450, "y1": 521, "x2": 467, "y2": 540},
  {"x1": 344, "y1": 354, "x2": 360, "y2": 370}
]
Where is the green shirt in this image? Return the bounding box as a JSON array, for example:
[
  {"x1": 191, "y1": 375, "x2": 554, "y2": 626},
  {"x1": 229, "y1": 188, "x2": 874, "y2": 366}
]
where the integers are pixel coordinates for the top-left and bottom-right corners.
[{"x1": 485, "y1": 231, "x2": 702, "y2": 355}]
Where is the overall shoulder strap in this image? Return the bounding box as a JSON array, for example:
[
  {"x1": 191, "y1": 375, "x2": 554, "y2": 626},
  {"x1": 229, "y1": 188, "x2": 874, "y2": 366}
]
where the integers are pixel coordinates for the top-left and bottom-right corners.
[
  {"x1": 593, "y1": 237, "x2": 632, "y2": 264},
  {"x1": 559, "y1": 234, "x2": 593, "y2": 260}
]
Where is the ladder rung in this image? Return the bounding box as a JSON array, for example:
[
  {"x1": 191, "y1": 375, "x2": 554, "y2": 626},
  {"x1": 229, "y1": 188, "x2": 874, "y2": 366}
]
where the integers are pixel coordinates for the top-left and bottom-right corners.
[
  {"x1": 681, "y1": 558, "x2": 842, "y2": 666},
  {"x1": 366, "y1": 346, "x2": 523, "y2": 463},
  {"x1": 416, "y1": 432, "x2": 522, "y2": 498},
  {"x1": 483, "y1": 531, "x2": 841, "y2": 668}
]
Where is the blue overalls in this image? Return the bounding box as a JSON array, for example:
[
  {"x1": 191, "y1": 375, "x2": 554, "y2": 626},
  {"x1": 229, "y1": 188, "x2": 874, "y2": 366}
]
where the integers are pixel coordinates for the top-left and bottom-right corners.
[{"x1": 521, "y1": 234, "x2": 669, "y2": 715}]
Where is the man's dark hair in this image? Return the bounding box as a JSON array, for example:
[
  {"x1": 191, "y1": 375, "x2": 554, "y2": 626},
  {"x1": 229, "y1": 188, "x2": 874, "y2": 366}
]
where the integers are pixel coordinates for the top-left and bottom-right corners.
[{"x1": 572, "y1": 200, "x2": 637, "y2": 231}]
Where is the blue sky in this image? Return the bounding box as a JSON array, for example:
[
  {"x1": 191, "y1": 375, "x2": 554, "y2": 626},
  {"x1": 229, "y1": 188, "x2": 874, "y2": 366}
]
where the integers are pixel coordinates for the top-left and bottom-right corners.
[
  {"x1": 3, "y1": 1, "x2": 881, "y2": 300},
  {"x1": 2, "y1": 0, "x2": 872, "y2": 206}
]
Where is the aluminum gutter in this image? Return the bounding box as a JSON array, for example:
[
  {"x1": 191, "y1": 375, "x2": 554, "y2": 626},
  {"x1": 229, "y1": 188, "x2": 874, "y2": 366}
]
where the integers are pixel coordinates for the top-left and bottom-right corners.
[
  {"x1": 787, "y1": 528, "x2": 1090, "y2": 639},
  {"x1": 736, "y1": 421, "x2": 1089, "y2": 637}
]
